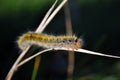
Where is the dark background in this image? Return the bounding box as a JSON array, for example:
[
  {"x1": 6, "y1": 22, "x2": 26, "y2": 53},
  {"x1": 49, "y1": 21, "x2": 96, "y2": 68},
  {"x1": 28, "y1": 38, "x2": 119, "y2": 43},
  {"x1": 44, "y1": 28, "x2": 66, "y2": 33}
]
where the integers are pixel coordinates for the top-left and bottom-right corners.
[{"x1": 0, "y1": 0, "x2": 120, "y2": 80}]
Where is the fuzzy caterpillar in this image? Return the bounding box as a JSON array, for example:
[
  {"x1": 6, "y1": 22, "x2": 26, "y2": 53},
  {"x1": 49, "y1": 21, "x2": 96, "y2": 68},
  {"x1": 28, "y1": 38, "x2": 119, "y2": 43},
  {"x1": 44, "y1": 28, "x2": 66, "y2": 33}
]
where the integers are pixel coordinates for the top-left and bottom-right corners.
[{"x1": 17, "y1": 32, "x2": 82, "y2": 50}]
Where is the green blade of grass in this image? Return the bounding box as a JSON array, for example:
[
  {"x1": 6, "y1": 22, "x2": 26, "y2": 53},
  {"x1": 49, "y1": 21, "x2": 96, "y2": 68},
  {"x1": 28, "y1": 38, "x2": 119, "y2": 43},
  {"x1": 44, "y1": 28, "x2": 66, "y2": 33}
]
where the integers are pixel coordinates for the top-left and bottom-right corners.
[{"x1": 31, "y1": 56, "x2": 41, "y2": 80}]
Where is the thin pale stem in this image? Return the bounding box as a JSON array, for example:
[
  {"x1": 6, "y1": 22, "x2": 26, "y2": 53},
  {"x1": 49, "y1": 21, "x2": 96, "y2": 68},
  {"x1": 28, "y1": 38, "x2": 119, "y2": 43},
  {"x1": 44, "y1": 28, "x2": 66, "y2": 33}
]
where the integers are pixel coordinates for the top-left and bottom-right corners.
[
  {"x1": 16, "y1": 48, "x2": 53, "y2": 68},
  {"x1": 5, "y1": 46, "x2": 30, "y2": 80},
  {"x1": 5, "y1": 0, "x2": 68, "y2": 80},
  {"x1": 55, "y1": 48, "x2": 120, "y2": 58},
  {"x1": 40, "y1": 0, "x2": 68, "y2": 32},
  {"x1": 16, "y1": 48, "x2": 120, "y2": 70},
  {"x1": 36, "y1": 0, "x2": 58, "y2": 33},
  {"x1": 76, "y1": 49, "x2": 120, "y2": 58}
]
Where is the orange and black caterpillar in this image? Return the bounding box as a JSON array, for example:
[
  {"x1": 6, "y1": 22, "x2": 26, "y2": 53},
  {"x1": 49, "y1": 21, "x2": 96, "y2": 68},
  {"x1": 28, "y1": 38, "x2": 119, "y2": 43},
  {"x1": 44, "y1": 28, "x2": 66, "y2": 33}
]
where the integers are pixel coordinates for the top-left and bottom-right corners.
[{"x1": 17, "y1": 32, "x2": 82, "y2": 50}]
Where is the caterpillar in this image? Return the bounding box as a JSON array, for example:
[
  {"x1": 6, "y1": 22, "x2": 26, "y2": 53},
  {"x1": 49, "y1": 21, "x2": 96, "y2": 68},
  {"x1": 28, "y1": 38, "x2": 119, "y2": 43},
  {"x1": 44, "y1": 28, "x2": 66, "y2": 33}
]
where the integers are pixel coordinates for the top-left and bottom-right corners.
[{"x1": 17, "y1": 32, "x2": 82, "y2": 50}]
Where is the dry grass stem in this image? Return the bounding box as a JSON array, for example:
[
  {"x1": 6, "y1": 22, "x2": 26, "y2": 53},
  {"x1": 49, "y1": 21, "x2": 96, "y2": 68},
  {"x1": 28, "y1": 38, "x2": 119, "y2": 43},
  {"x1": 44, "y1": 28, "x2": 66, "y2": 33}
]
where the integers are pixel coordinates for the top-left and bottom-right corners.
[
  {"x1": 5, "y1": 0, "x2": 68, "y2": 80},
  {"x1": 40, "y1": 0, "x2": 67, "y2": 32},
  {"x1": 64, "y1": 1, "x2": 74, "y2": 80},
  {"x1": 36, "y1": 0, "x2": 58, "y2": 33},
  {"x1": 5, "y1": 46, "x2": 30, "y2": 80},
  {"x1": 16, "y1": 48, "x2": 53, "y2": 68},
  {"x1": 16, "y1": 48, "x2": 120, "y2": 70},
  {"x1": 54, "y1": 48, "x2": 120, "y2": 58}
]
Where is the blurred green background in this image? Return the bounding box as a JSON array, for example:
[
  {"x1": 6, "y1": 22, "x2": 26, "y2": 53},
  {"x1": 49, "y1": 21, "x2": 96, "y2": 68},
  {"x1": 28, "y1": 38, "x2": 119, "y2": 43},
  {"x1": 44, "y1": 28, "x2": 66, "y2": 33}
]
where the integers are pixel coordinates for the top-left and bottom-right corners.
[{"x1": 0, "y1": 0, "x2": 120, "y2": 80}]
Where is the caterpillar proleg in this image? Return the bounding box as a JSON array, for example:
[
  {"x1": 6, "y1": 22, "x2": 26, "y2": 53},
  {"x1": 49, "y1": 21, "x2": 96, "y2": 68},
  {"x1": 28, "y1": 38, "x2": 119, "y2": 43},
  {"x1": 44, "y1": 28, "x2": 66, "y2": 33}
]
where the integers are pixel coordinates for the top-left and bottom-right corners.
[{"x1": 17, "y1": 32, "x2": 82, "y2": 50}]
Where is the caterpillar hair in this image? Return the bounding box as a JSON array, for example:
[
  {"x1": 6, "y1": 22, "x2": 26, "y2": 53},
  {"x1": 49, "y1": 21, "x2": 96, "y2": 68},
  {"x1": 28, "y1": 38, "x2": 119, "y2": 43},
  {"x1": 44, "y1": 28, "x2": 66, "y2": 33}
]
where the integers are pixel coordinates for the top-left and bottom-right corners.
[{"x1": 17, "y1": 32, "x2": 82, "y2": 50}]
